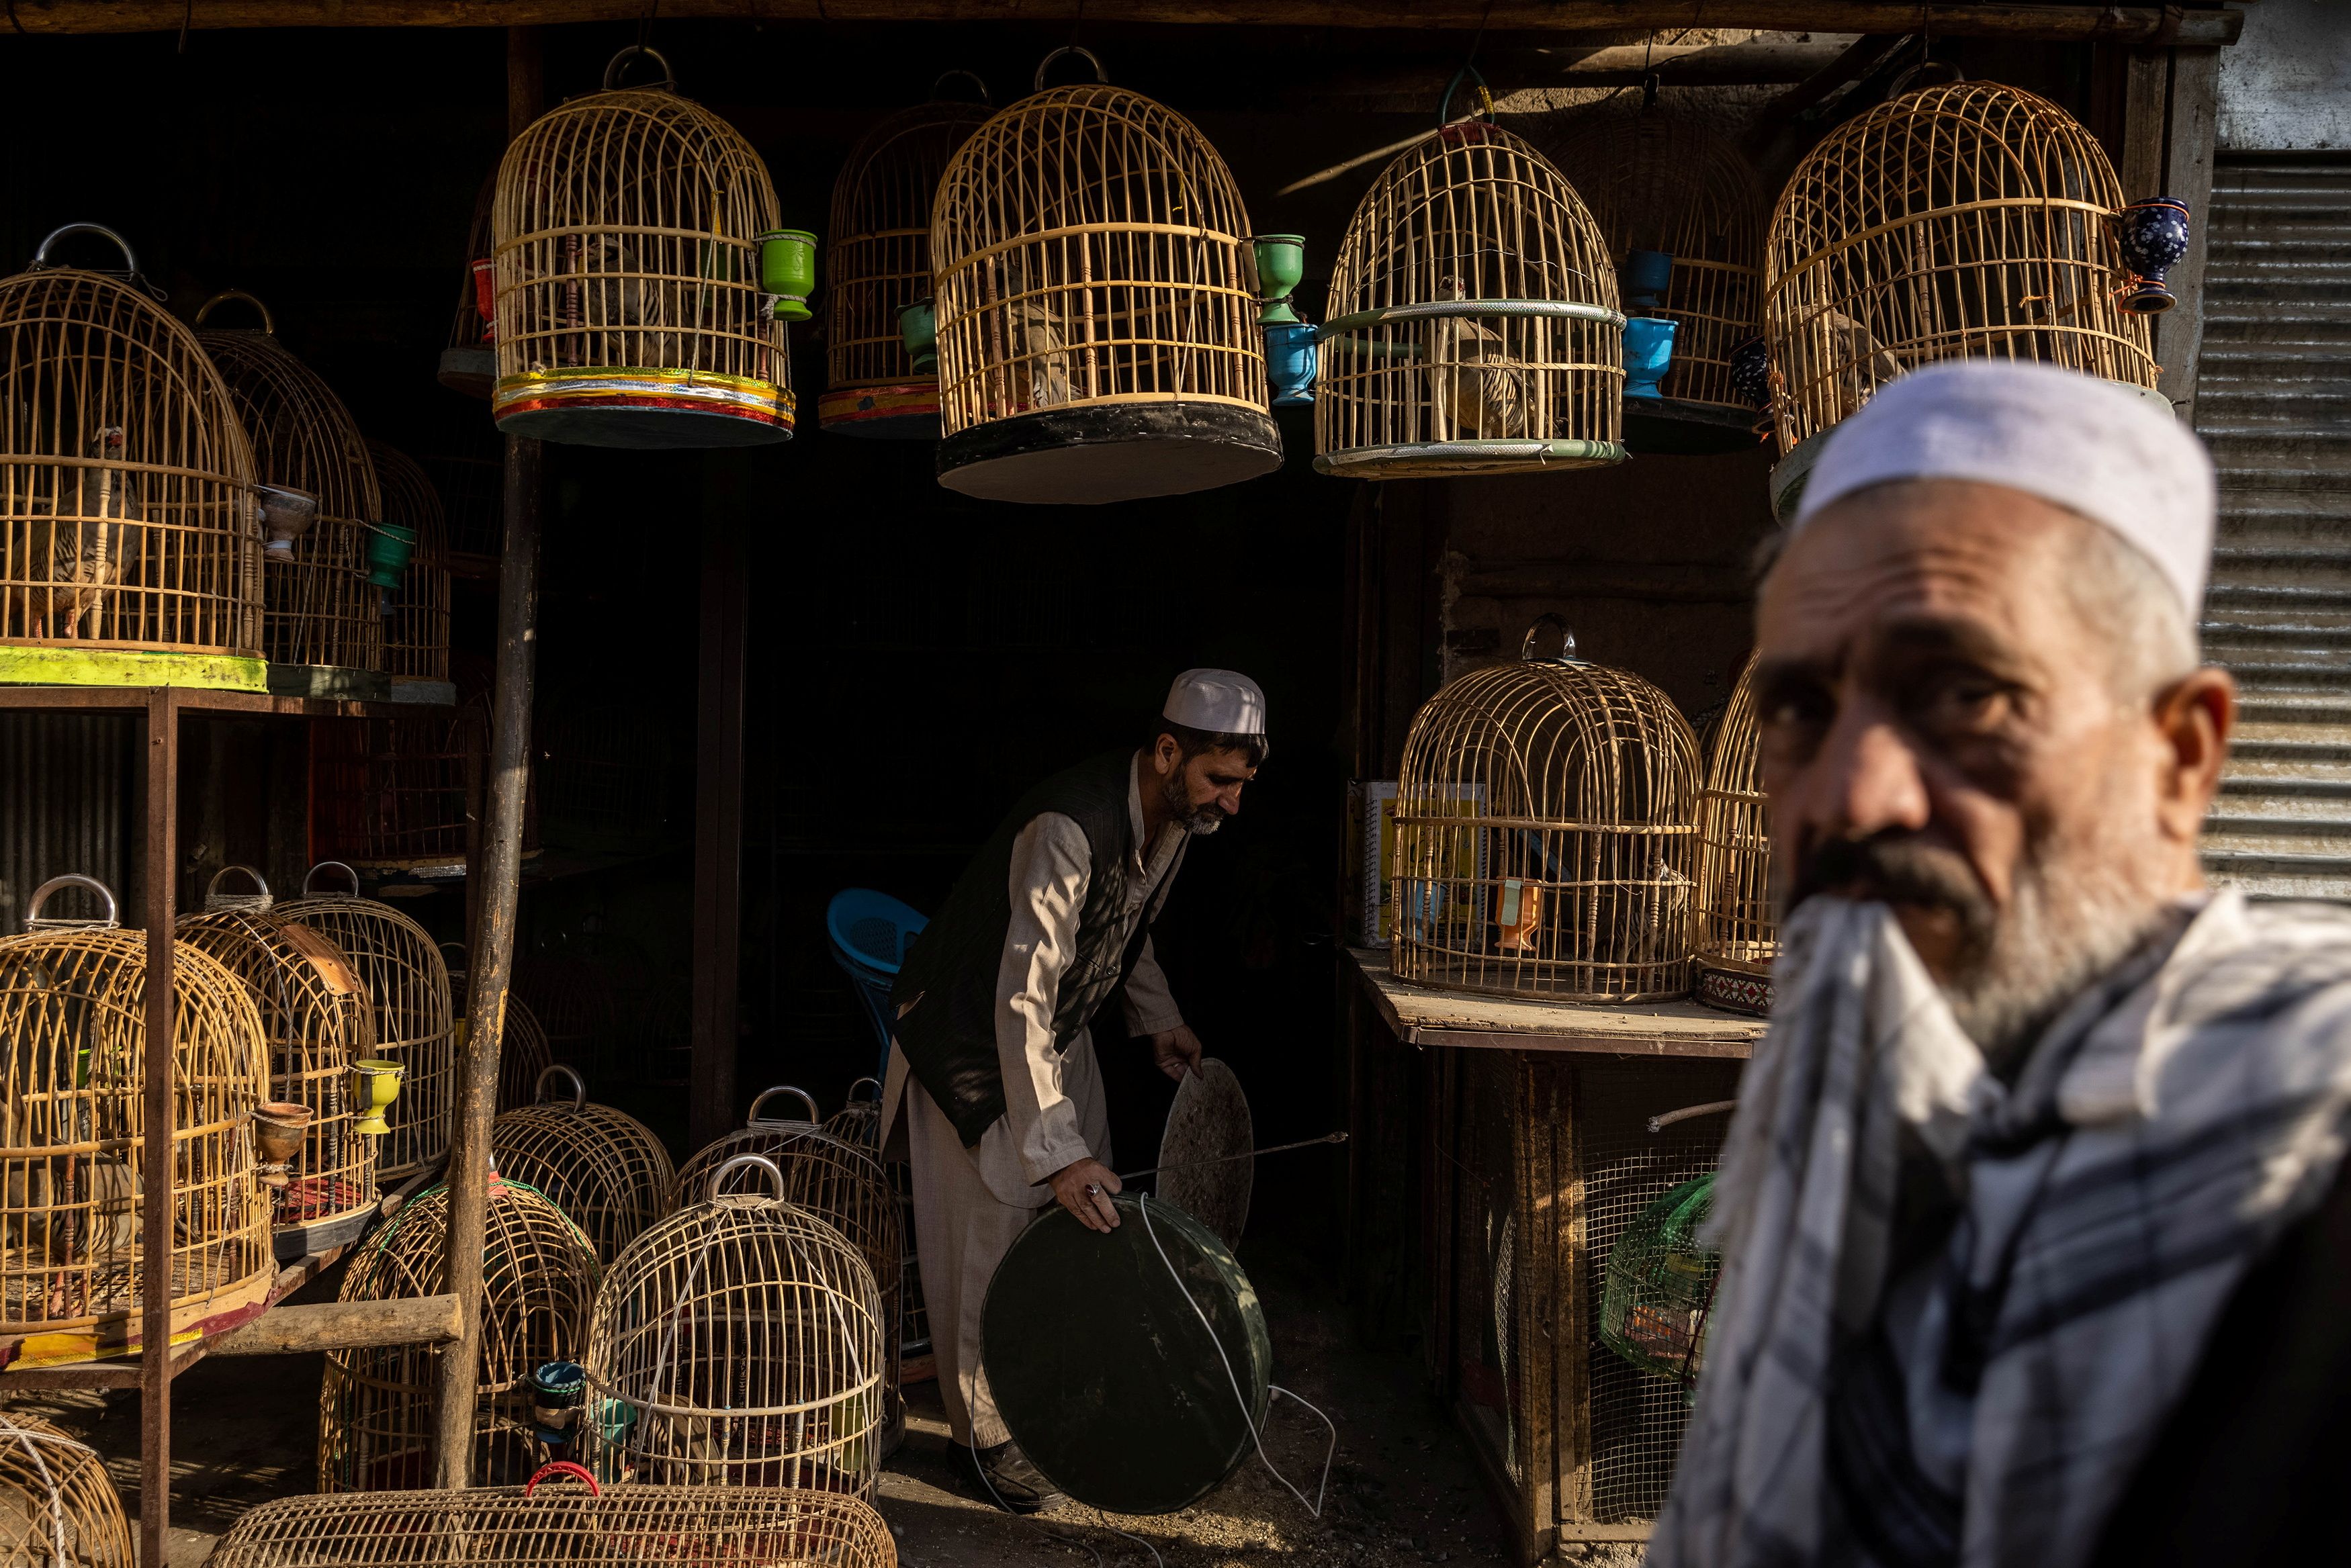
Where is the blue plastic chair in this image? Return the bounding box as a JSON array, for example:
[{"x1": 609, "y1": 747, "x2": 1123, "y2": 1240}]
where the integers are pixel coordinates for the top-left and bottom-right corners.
[{"x1": 826, "y1": 888, "x2": 930, "y2": 1081}]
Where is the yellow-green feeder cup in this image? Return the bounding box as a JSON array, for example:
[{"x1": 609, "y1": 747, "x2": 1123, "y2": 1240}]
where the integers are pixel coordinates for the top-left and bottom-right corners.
[
  {"x1": 758, "y1": 228, "x2": 817, "y2": 323},
  {"x1": 351, "y1": 1060, "x2": 406, "y2": 1137}
]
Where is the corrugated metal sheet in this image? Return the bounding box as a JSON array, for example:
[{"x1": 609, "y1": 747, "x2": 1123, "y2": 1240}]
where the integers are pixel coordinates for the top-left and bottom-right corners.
[
  {"x1": 0, "y1": 714, "x2": 135, "y2": 935},
  {"x1": 2197, "y1": 158, "x2": 2351, "y2": 899}
]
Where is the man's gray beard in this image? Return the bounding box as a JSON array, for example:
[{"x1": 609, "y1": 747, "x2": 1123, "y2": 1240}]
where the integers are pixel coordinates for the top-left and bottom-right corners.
[{"x1": 1161, "y1": 773, "x2": 1225, "y2": 835}]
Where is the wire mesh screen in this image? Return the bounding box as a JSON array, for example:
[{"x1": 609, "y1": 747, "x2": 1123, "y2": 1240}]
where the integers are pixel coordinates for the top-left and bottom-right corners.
[
  {"x1": 1765, "y1": 81, "x2": 2157, "y2": 455},
  {"x1": 369, "y1": 441, "x2": 451, "y2": 684},
  {"x1": 824, "y1": 99, "x2": 990, "y2": 401}
]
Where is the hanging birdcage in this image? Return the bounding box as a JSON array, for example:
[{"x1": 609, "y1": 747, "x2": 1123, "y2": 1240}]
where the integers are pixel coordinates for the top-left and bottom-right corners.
[
  {"x1": 820, "y1": 87, "x2": 993, "y2": 439},
  {"x1": 580, "y1": 1154, "x2": 885, "y2": 1494},
  {"x1": 930, "y1": 48, "x2": 1280, "y2": 504},
  {"x1": 0, "y1": 1408, "x2": 133, "y2": 1568},
  {"x1": 1317, "y1": 91, "x2": 1625, "y2": 480},
  {"x1": 0, "y1": 875, "x2": 274, "y2": 1349},
  {"x1": 1695, "y1": 654, "x2": 1773, "y2": 1016},
  {"x1": 1392, "y1": 618, "x2": 1700, "y2": 1001},
  {"x1": 1, "y1": 224, "x2": 263, "y2": 677},
  {"x1": 368, "y1": 441, "x2": 452, "y2": 694},
  {"x1": 824, "y1": 1077, "x2": 932, "y2": 1382},
  {"x1": 492, "y1": 1066, "x2": 676, "y2": 1265},
  {"x1": 491, "y1": 46, "x2": 793, "y2": 449},
  {"x1": 1599, "y1": 1172, "x2": 1719, "y2": 1391},
  {"x1": 1765, "y1": 81, "x2": 2159, "y2": 463},
  {"x1": 195, "y1": 290, "x2": 385, "y2": 676},
  {"x1": 320, "y1": 1176, "x2": 601, "y2": 1492},
  {"x1": 1552, "y1": 107, "x2": 1765, "y2": 451},
  {"x1": 439, "y1": 173, "x2": 499, "y2": 399},
  {"x1": 273, "y1": 865, "x2": 455, "y2": 1179},
  {"x1": 176, "y1": 869, "x2": 378, "y2": 1258},
  {"x1": 421, "y1": 454, "x2": 501, "y2": 579}
]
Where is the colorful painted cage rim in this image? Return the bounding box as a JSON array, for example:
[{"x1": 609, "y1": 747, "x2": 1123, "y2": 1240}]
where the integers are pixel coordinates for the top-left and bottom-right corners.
[
  {"x1": 817, "y1": 383, "x2": 942, "y2": 422},
  {"x1": 493, "y1": 367, "x2": 793, "y2": 426}
]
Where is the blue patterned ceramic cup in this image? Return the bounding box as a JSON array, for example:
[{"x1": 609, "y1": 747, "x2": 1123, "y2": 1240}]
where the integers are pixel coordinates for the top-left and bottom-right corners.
[{"x1": 2118, "y1": 197, "x2": 2191, "y2": 316}]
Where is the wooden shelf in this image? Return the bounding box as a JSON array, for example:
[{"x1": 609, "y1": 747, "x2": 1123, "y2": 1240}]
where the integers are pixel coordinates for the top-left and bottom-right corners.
[
  {"x1": 0, "y1": 683, "x2": 409, "y2": 719},
  {"x1": 1348, "y1": 948, "x2": 1764, "y2": 1058}
]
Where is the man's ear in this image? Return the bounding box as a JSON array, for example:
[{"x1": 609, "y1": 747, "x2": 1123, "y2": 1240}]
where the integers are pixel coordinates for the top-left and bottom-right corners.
[
  {"x1": 2151, "y1": 665, "x2": 2235, "y2": 843},
  {"x1": 1150, "y1": 734, "x2": 1182, "y2": 777}
]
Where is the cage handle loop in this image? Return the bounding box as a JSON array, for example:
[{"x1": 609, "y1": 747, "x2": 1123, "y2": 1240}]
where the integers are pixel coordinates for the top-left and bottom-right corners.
[
  {"x1": 1438, "y1": 63, "x2": 1497, "y2": 128},
  {"x1": 603, "y1": 45, "x2": 676, "y2": 93},
  {"x1": 193, "y1": 289, "x2": 277, "y2": 334},
  {"x1": 28, "y1": 224, "x2": 162, "y2": 299},
  {"x1": 932, "y1": 67, "x2": 992, "y2": 105},
  {"x1": 707, "y1": 1152, "x2": 788, "y2": 1205},
  {"x1": 524, "y1": 1460, "x2": 601, "y2": 1497},
  {"x1": 438, "y1": 941, "x2": 469, "y2": 970},
  {"x1": 205, "y1": 864, "x2": 271, "y2": 901},
  {"x1": 535, "y1": 1063, "x2": 589, "y2": 1111},
  {"x1": 1519, "y1": 614, "x2": 1579, "y2": 665},
  {"x1": 747, "y1": 1085, "x2": 818, "y2": 1127},
  {"x1": 1033, "y1": 45, "x2": 1107, "y2": 93},
  {"x1": 846, "y1": 1076, "x2": 882, "y2": 1107},
  {"x1": 302, "y1": 861, "x2": 362, "y2": 897},
  {"x1": 25, "y1": 875, "x2": 119, "y2": 929}
]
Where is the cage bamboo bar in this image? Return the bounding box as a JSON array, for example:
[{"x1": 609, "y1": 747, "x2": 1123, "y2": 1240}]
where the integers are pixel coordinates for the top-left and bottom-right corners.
[
  {"x1": 368, "y1": 441, "x2": 451, "y2": 690},
  {"x1": 1392, "y1": 620, "x2": 1699, "y2": 1001},
  {"x1": 1694, "y1": 653, "x2": 1773, "y2": 1015},
  {"x1": 930, "y1": 48, "x2": 1280, "y2": 504},
  {"x1": 439, "y1": 172, "x2": 499, "y2": 399},
  {"x1": 0, "y1": 1408, "x2": 133, "y2": 1568},
  {"x1": 492, "y1": 1065, "x2": 676, "y2": 1265},
  {"x1": 1764, "y1": 81, "x2": 2159, "y2": 458},
  {"x1": 1317, "y1": 113, "x2": 1624, "y2": 479},
  {"x1": 491, "y1": 46, "x2": 792, "y2": 448},
  {"x1": 1, "y1": 225, "x2": 263, "y2": 676}
]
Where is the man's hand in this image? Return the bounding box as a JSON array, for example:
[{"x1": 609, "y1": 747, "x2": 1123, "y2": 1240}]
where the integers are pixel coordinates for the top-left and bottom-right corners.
[
  {"x1": 1151, "y1": 1025, "x2": 1204, "y2": 1082},
  {"x1": 1049, "y1": 1157, "x2": 1122, "y2": 1233}
]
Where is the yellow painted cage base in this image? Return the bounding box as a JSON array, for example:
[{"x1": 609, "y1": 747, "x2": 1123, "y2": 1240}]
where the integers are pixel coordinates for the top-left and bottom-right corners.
[{"x1": 0, "y1": 644, "x2": 267, "y2": 691}]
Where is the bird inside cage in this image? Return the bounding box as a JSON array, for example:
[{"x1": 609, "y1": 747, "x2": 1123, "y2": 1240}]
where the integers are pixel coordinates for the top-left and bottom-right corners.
[
  {"x1": 24, "y1": 426, "x2": 146, "y2": 641},
  {"x1": 1425, "y1": 281, "x2": 1529, "y2": 441},
  {"x1": 1816, "y1": 309, "x2": 1903, "y2": 414}
]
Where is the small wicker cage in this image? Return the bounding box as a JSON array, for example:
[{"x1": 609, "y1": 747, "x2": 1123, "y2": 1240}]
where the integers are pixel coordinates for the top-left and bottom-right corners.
[
  {"x1": 368, "y1": 441, "x2": 451, "y2": 688},
  {"x1": 492, "y1": 46, "x2": 793, "y2": 449},
  {"x1": 204, "y1": 1477, "x2": 898, "y2": 1568},
  {"x1": 821, "y1": 90, "x2": 993, "y2": 439},
  {"x1": 0, "y1": 1408, "x2": 133, "y2": 1568},
  {"x1": 581, "y1": 1154, "x2": 885, "y2": 1494},
  {"x1": 1765, "y1": 81, "x2": 2158, "y2": 457},
  {"x1": 1599, "y1": 1172, "x2": 1718, "y2": 1391},
  {"x1": 320, "y1": 1176, "x2": 601, "y2": 1492},
  {"x1": 439, "y1": 173, "x2": 499, "y2": 399},
  {"x1": 195, "y1": 290, "x2": 386, "y2": 673},
  {"x1": 1392, "y1": 620, "x2": 1700, "y2": 1001},
  {"x1": 1, "y1": 224, "x2": 261, "y2": 661},
  {"x1": 930, "y1": 48, "x2": 1280, "y2": 504},
  {"x1": 273, "y1": 866, "x2": 455, "y2": 1179},
  {"x1": 1695, "y1": 655, "x2": 1774, "y2": 1016},
  {"x1": 1317, "y1": 112, "x2": 1625, "y2": 479},
  {"x1": 492, "y1": 1066, "x2": 676, "y2": 1265},
  {"x1": 176, "y1": 872, "x2": 378, "y2": 1254},
  {"x1": 0, "y1": 874, "x2": 274, "y2": 1340}
]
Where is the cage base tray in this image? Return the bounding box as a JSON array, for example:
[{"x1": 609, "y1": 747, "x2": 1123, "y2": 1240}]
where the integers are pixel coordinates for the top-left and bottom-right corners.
[
  {"x1": 0, "y1": 644, "x2": 267, "y2": 692},
  {"x1": 388, "y1": 676, "x2": 457, "y2": 706},
  {"x1": 937, "y1": 402, "x2": 1282, "y2": 505},
  {"x1": 819, "y1": 384, "x2": 943, "y2": 440},
  {"x1": 1313, "y1": 438, "x2": 1626, "y2": 480},
  {"x1": 1695, "y1": 962, "x2": 1773, "y2": 1017},
  {"x1": 496, "y1": 398, "x2": 793, "y2": 451},
  {"x1": 437, "y1": 347, "x2": 495, "y2": 400},
  {"x1": 268, "y1": 662, "x2": 391, "y2": 702},
  {"x1": 1623, "y1": 396, "x2": 1768, "y2": 457}
]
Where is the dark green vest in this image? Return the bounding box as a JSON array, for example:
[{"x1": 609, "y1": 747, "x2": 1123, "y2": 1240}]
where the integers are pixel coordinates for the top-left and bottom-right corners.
[{"x1": 894, "y1": 749, "x2": 1180, "y2": 1149}]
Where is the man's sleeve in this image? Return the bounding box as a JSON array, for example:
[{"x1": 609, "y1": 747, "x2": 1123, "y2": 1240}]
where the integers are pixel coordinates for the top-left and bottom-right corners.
[
  {"x1": 996, "y1": 813, "x2": 1097, "y2": 1186},
  {"x1": 1120, "y1": 935, "x2": 1185, "y2": 1037}
]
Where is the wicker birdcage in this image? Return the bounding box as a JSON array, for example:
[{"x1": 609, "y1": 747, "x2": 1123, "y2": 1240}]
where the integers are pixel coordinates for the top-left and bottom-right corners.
[
  {"x1": 320, "y1": 1176, "x2": 601, "y2": 1492},
  {"x1": 195, "y1": 290, "x2": 385, "y2": 674},
  {"x1": 439, "y1": 173, "x2": 499, "y2": 399},
  {"x1": 1, "y1": 224, "x2": 262, "y2": 670},
  {"x1": 1317, "y1": 104, "x2": 1626, "y2": 480},
  {"x1": 1392, "y1": 619, "x2": 1700, "y2": 1001},
  {"x1": 492, "y1": 1066, "x2": 676, "y2": 1265},
  {"x1": 820, "y1": 88, "x2": 993, "y2": 439},
  {"x1": 176, "y1": 871, "x2": 378, "y2": 1257},
  {"x1": 930, "y1": 48, "x2": 1280, "y2": 504},
  {"x1": 421, "y1": 454, "x2": 501, "y2": 578},
  {"x1": 0, "y1": 875, "x2": 274, "y2": 1345},
  {"x1": 581, "y1": 1154, "x2": 885, "y2": 1494},
  {"x1": 273, "y1": 866, "x2": 455, "y2": 1179},
  {"x1": 491, "y1": 46, "x2": 793, "y2": 449},
  {"x1": 1694, "y1": 654, "x2": 1774, "y2": 1016},
  {"x1": 1765, "y1": 81, "x2": 2159, "y2": 459},
  {"x1": 205, "y1": 1477, "x2": 897, "y2": 1568},
  {"x1": 824, "y1": 1078, "x2": 932, "y2": 1378},
  {"x1": 0, "y1": 1408, "x2": 133, "y2": 1568},
  {"x1": 368, "y1": 441, "x2": 452, "y2": 690}
]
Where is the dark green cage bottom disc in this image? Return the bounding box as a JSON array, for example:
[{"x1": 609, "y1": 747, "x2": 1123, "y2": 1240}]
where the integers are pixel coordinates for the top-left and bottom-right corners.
[{"x1": 982, "y1": 1193, "x2": 1271, "y2": 1514}]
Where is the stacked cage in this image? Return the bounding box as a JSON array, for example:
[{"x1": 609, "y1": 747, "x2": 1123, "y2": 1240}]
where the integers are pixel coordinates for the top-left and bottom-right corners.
[
  {"x1": 439, "y1": 173, "x2": 499, "y2": 398},
  {"x1": 492, "y1": 1066, "x2": 676, "y2": 1264},
  {"x1": 368, "y1": 441, "x2": 452, "y2": 694},
  {"x1": 0, "y1": 1408, "x2": 133, "y2": 1567},
  {"x1": 309, "y1": 698, "x2": 487, "y2": 880},
  {"x1": 1694, "y1": 654, "x2": 1773, "y2": 1015}
]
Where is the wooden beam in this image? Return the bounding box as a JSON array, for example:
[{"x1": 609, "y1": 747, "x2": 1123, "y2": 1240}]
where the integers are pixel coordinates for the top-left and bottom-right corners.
[
  {"x1": 690, "y1": 456, "x2": 750, "y2": 1154},
  {"x1": 1763, "y1": 33, "x2": 1908, "y2": 123},
  {"x1": 0, "y1": 1, "x2": 2245, "y2": 42},
  {"x1": 2157, "y1": 46, "x2": 2219, "y2": 422},
  {"x1": 212, "y1": 1295, "x2": 462, "y2": 1356},
  {"x1": 139, "y1": 686, "x2": 178, "y2": 1568}
]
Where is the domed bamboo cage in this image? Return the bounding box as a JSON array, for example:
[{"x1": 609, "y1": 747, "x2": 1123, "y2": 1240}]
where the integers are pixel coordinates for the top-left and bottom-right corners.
[
  {"x1": 320, "y1": 1175, "x2": 601, "y2": 1492},
  {"x1": 435, "y1": 946, "x2": 556, "y2": 1115},
  {"x1": 1, "y1": 224, "x2": 262, "y2": 670},
  {"x1": 824, "y1": 1078, "x2": 932, "y2": 1381},
  {"x1": 0, "y1": 874, "x2": 274, "y2": 1345},
  {"x1": 368, "y1": 441, "x2": 451, "y2": 691},
  {"x1": 821, "y1": 85, "x2": 993, "y2": 439},
  {"x1": 491, "y1": 46, "x2": 793, "y2": 449},
  {"x1": 492, "y1": 1066, "x2": 676, "y2": 1265},
  {"x1": 1553, "y1": 107, "x2": 1765, "y2": 451},
  {"x1": 273, "y1": 865, "x2": 455, "y2": 1180},
  {"x1": 1392, "y1": 618, "x2": 1700, "y2": 1001},
  {"x1": 195, "y1": 289, "x2": 386, "y2": 674},
  {"x1": 930, "y1": 48, "x2": 1280, "y2": 504},
  {"x1": 439, "y1": 172, "x2": 498, "y2": 399},
  {"x1": 204, "y1": 1477, "x2": 897, "y2": 1568},
  {"x1": 580, "y1": 1154, "x2": 885, "y2": 1493},
  {"x1": 1764, "y1": 80, "x2": 2158, "y2": 459},
  {"x1": 1695, "y1": 653, "x2": 1775, "y2": 1016},
  {"x1": 1317, "y1": 95, "x2": 1626, "y2": 480},
  {"x1": 0, "y1": 1408, "x2": 133, "y2": 1568},
  {"x1": 176, "y1": 869, "x2": 378, "y2": 1258},
  {"x1": 421, "y1": 454, "x2": 501, "y2": 579}
]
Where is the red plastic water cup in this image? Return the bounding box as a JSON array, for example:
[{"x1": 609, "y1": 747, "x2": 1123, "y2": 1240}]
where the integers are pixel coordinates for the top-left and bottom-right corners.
[{"x1": 471, "y1": 259, "x2": 496, "y2": 342}]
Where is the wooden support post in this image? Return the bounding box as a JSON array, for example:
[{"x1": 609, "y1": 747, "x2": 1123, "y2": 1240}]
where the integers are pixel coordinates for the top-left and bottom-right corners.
[
  {"x1": 213, "y1": 1294, "x2": 463, "y2": 1357},
  {"x1": 2158, "y1": 48, "x2": 2220, "y2": 422},
  {"x1": 690, "y1": 457, "x2": 748, "y2": 1152},
  {"x1": 139, "y1": 688, "x2": 176, "y2": 1568}
]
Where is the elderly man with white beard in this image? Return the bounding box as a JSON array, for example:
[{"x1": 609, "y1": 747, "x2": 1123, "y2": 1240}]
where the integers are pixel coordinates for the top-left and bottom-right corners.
[{"x1": 1650, "y1": 362, "x2": 2351, "y2": 1568}]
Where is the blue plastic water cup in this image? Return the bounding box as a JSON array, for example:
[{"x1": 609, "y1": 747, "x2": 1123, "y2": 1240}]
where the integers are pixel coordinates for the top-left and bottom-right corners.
[{"x1": 1624, "y1": 317, "x2": 1678, "y2": 400}]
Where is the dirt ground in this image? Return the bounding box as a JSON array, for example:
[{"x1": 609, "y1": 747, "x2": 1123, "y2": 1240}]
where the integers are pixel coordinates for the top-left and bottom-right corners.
[{"x1": 3, "y1": 1240, "x2": 1517, "y2": 1567}]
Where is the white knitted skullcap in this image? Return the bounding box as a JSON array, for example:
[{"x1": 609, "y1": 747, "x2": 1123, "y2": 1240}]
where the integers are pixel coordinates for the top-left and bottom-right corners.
[
  {"x1": 1164, "y1": 669, "x2": 1268, "y2": 737},
  {"x1": 1793, "y1": 361, "x2": 2216, "y2": 613}
]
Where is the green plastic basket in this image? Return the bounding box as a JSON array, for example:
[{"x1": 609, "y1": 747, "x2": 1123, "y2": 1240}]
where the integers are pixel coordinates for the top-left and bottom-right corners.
[{"x1": 1598, "y1": 1172, "x2": 1720, "y2": 1394}]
